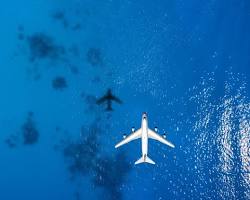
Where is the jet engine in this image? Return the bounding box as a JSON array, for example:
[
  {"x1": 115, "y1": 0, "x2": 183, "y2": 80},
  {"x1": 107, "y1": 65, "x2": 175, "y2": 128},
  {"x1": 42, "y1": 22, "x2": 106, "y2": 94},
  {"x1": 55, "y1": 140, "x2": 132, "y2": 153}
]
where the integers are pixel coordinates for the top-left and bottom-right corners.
[
  {"x1": 131, "y1": 127, "x2": 135, "y2": 132},
  {"x1": 162, "y1": 133, "x2": 167, "y2": 138},
  {"x1": 154, "y1": 127, "x2": 158, "y2": 132},
  {"x1": 123, "y1": 134, "x2": 127, "y2": 139}
]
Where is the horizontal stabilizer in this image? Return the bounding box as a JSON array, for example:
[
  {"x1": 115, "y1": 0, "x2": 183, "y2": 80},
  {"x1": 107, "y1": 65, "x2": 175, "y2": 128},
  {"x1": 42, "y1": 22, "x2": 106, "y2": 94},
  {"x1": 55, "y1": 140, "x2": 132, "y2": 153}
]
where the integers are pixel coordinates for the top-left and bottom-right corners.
[{"x1": 135, "y1": 156, "x2": 155, "y2": 165}]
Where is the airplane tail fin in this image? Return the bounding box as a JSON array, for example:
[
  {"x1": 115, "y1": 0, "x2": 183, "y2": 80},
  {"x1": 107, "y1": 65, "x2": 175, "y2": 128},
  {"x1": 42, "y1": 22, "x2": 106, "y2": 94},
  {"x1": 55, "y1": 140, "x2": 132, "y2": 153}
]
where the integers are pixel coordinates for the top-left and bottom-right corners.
[{"x1": 135, "y1": 156, "x2": 155, "y2": 165}]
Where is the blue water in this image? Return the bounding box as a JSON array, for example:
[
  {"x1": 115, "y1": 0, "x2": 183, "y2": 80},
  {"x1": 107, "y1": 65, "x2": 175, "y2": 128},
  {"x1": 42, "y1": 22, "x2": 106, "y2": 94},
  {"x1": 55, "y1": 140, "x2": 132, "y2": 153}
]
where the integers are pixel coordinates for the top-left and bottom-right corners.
[{"x1": 0, "y1": 1, "x2": 249, "y2": 199}]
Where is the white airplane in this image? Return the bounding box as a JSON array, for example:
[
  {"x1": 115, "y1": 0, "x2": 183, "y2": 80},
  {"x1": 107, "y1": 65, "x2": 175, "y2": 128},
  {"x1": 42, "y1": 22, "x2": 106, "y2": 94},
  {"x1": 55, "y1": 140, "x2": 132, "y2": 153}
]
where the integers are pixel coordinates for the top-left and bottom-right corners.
[{"x1": 115, "y1": 112, "x2": 175, "y2": 165}]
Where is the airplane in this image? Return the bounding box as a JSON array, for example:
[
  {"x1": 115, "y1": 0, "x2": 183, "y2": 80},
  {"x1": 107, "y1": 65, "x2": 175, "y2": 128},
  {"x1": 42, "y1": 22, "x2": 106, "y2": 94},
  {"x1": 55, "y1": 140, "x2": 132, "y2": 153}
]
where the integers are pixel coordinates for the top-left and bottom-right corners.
[
  {"x1": 115, "y1": 112, "x2": 175, "y2": 165},
  {"x1": 96, "y1": 89, "x2": 122, "y2": 111}
]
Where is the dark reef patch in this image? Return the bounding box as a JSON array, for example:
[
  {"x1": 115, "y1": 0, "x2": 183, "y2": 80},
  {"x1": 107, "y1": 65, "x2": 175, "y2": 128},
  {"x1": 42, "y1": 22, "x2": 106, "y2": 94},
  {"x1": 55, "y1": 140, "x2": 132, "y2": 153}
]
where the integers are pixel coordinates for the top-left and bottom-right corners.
[
  {"x1": 56, "y1": 124, "x2": 131, "y2": 200},
  {"x1": 17, "y1": 25, "x2": 25, "y2": 40},
  {"x1": 56, "y1": 125, "x2": 100, "y2": 177},
  {"x1": 22, "y1": 112, "x2": 39, "y2": 145},
  {"x1": 71, "y1": 23, "x2": 81, "y2": 31},
  {"x1": 69, "y1": 65, "x2": 79, "y2": 75},
  {"x1": 86, "y1": 48, "x2": 103, "y2": 66},
  {"x1": 51, "y1": 10, "x2": 69, "y2": 28},
  {"x1": 81, "y1": 93, "x2": 98, "y2": 112},
  {"x1": 19, "y1": 31, "x2": 81, "y2": 80},
  {"x1": 18, "y1": 33, "x2": 25, "y2": 41},
  {"x1": 52, "y1": 10, "x2": 65, "y2": 21},
  {"x1": 93, "y1": 151, "x2": 131, "y2": 200},
  {"x1": 51, "y1": 10, "x2": 81, "y2": 31},
  {"x1": 5, "y1": 112, "x2": 39, "y2": 147},
  {"x1": 52, "y1": 76, "x2": 68, "y2": 90},
  {"x1": 18, "y1": 25, "x2": 24, "y2": 32},
  {"x1": 27, "y1": 33, "x2": 65, "y2": 62},
  {"x1": 5, "y1": 134, "x2": 19, "y2": 148}
]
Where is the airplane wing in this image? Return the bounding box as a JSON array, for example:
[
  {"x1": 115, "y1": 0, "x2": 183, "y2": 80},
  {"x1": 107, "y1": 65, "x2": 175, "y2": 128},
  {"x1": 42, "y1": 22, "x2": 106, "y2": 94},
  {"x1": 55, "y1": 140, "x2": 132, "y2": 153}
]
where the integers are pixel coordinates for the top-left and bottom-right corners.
[
  {"x1": 148, "y1": 129, "x2": 175, "y2": 148},
  {"x1": 110, "y1": 95, "x2": 122, "y2": 104},
  {"x1": 115, "y1": 128, "x2": 141, "y2": 148},
  {"x1": 96, "y1": 95, "x2": 108, "y2": 104}
]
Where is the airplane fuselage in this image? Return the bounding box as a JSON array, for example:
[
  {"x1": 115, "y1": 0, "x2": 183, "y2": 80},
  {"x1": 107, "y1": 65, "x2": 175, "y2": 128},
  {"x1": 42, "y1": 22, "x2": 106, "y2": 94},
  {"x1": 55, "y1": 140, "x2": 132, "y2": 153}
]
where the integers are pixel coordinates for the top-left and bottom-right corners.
[
  {"x1": 115, "y1": 112, "x2": 175, "y2": 165},
  {"x1": 141, "y1": 113, "x2": 148, "y2": 160}
]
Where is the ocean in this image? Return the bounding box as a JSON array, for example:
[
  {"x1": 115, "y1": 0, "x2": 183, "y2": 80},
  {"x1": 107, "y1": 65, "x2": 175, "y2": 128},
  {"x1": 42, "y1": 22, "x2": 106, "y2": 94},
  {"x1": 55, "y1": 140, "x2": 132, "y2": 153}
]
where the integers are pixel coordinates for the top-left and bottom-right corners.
[{"x1": 0, "y1": 0, "x2": 249, "y2": 199}]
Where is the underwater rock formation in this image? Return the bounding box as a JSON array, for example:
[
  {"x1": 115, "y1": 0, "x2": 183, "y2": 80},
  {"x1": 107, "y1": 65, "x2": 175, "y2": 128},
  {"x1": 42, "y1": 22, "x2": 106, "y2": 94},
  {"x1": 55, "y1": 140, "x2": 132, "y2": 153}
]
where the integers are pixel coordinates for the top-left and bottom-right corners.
[
  {"x1": 5, "y1": 112, "x2": 39, "y2": 147},
  {"x1": 51, "y1": 10, "x2": 69, "y2": 28},
  {"x1": 27, "y1": 33, "x2": 65, "y2": 62},
  {"x1": 80, "y1": 93, "x2": 99, "y2": 113},
  {"x1": 20, "y1": 31, "x2": 79, "y2": 81},
  {"x1": 93, "y1": 151, "x2": 131, "y2": 200},
  {"x1": 63, "y1": 131, "x2": 99, "y2": 175},
  {"x1": 51, "y1": 10, "x2": 81, "y2": 31},
  {"x1": 52, "y1": 11, "x2": 65, "y2": 21},
  {"x1": 86, "y1": 48, "x2": 103, "y2": 66},
  {"x1": 58, "y1": 125, "x2": 100, "y2": 176},
  {"x1": 19, "y1": 30, "x2": 80, "y2": 80},
  {"x1": 69, "y1": 65, "x2": 79, "y2": 75},
  {"x1": 71, "y1": 23, "x2": 81, "y2": 31},
  {"x1": 17, "y1": 25, "x2": 25, "y2": 41},
  {"x1": 22, "y1": 112, "x2": 39, "y2": 145},
  {"x1": 5, "y1": 134, "x2": 19, "y2": 148},
  {"x1": 52, "y1": 76, "x2": 67, "y2": 90},
  {"x1": 56, "y1": 124, "x2": 131, "y2": 200}
]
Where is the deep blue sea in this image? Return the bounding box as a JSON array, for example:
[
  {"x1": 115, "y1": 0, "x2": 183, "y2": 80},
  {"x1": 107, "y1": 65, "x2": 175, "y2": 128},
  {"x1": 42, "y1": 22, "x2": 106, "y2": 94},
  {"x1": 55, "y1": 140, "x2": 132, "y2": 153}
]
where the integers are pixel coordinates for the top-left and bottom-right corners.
[{"x1": 0, "y1": 1, "x2": 249, "y2": 200}]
